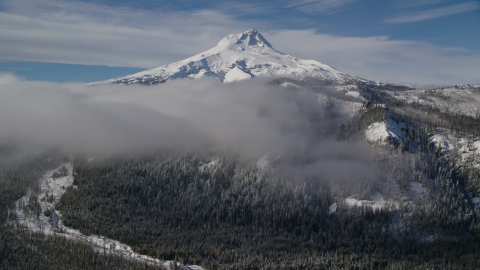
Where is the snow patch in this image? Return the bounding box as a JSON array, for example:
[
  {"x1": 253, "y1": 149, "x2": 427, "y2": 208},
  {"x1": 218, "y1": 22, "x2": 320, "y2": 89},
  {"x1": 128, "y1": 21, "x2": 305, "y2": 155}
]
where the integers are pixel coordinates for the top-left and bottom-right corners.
[
  {"x1": 329, "y1": 203, "x2": 337, "y2": 214},
  {"x1": 344, "y1": 193, "x2": 397, "y2": 211},
  {"x1": 223, "y1": 66, "x2": 251, "y2": 82},
  {"x1": 430, "y1": 129, "x2": 480, "y2": 167},
  {"x1": 365, "y1": 119, "x2": 405, "y2": 145},
  {"x1": 198, "y1": 158, "x2": 219, "y2": 173}
]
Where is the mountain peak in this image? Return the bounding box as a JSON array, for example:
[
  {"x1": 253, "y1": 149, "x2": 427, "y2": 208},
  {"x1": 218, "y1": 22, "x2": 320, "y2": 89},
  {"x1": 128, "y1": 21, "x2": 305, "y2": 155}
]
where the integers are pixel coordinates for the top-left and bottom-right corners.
[
  {"x1": 217, "y1": 29, "x2": 272, "y2": 49},
  {"x1": 93, "y1": 29, "x2": 362, "y2": 85}
]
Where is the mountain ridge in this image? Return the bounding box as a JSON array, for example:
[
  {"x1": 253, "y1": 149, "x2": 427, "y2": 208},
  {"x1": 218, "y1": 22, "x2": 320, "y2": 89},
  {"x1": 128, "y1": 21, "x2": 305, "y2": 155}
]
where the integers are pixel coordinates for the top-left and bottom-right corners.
[{"x1": 91, "y1": 29, "x2": 408, "y2": 89}]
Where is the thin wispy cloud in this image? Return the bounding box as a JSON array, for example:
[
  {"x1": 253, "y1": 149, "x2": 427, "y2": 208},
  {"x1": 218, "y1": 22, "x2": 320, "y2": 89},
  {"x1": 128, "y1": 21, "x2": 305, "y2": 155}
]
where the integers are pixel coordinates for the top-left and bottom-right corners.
[
  {"x1": 396, "y1": 0, "x2": 451, "y2": 8},
  {"x1": 2, "y1": 68, "x2": 32, "y2": 71},
  {"x1": 267, "y1": 29, "x2": 480, "y2": 87},
  {"x1": 215, "y1": 3, "x2": 277, "y2": 17},
  {"x1": 386, "y1": 2, "x2": 479, "y2": 23},
  {"x1": 0, "y1": 0, "x2": 258, "y2": 67},
  {"x1": 286, "y1": 0, "x2": 357, "y2": 14}
]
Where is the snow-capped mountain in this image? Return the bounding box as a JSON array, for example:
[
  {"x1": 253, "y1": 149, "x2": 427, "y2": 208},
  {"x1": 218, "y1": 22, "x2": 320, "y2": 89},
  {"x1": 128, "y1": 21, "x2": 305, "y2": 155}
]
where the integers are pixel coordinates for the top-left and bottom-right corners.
[{"x1": 93, "y1": 29, "x2": 390, "y2": 86}]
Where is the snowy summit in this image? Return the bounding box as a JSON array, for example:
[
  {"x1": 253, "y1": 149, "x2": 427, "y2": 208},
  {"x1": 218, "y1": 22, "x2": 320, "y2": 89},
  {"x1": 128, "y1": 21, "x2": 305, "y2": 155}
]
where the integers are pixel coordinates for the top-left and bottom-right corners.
[{"x1": 93, "y1": 29, "x2": 358, "y2": 85}]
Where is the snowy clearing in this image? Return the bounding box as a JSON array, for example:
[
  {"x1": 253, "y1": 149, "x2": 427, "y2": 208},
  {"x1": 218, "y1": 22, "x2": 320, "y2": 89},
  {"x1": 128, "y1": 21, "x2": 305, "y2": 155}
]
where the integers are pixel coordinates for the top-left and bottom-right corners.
[
  {"x1": 198, "y1": 158, "x2": 219, "y2": 173},
  {"x1": 365, "y1": 118, "x2": 405, "y2": 145},
  {"x1": 344, "y1": 193, "x2": 398, "y2": 211}
]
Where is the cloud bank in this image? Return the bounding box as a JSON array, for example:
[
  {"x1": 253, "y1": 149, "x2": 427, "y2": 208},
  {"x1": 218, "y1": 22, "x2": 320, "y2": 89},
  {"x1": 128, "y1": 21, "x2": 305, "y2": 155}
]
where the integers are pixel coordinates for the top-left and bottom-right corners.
[{"x1": 0, "y1": 74, "x2": 378, "y2": 182}]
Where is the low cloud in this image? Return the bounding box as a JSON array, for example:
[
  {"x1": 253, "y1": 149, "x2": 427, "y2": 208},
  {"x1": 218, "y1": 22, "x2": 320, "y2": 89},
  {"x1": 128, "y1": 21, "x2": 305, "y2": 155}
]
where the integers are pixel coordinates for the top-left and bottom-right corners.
[{"x1": 0, "y1": 74, "x2": 378, "y2": 182}]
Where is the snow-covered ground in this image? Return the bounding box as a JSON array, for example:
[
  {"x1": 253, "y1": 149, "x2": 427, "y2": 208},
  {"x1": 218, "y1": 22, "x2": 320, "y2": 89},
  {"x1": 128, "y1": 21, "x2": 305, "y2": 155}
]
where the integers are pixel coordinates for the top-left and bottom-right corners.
[
  {"x1": 90, "y1": 29, "x2": 401, "y2": 89},
  {"x1": 388, "y1": 86, "x2": 480, "y2": 118},
  {"x1": 91, "y1": 29, "x2": 353, "y2": 85},
  {"x1": 365, "y1": 118, "x2": 405, "y2": 145},
  {"x1": 344, "y1": 193, "x2": 398, "y2": 211},
  {"x1": 328, "y1": 192, "x2": 400, "y2": 215},
  {"x1": 14, "y1": 163, "x2": 74, "y2": 234},
  {"x1": 13, "y1": 162, "x2": 204, "y2": 270},
  {"x1": 430, "y1": 129, "x2": 480, "y2": 168},
  {"x1": 363, "y1": 110, "x2": 479, "y2": 169},
  {"x1": 198, "y1": 158, "x2": 219, "y2": 173}
]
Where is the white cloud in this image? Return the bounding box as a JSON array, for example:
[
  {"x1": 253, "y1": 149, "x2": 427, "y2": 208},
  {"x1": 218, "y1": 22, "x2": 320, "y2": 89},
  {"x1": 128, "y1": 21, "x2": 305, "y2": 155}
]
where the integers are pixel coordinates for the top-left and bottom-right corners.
[
  {"x1": 0, "y1": 74, "x2": 380, "y2": 181},
  {"x1": 285, "y1": 0, "x2": 357, "y2": 14},
  {"x1": 386, "y1": 2, "x2": 480, "y2": 23},
  {"x1": 0, "y1": 0, "x2": 479, "y2": 86},
  {"x1": 265, "y1": 29, "x2": 480, "y2": 87},
  {"x1": 0, "y1": 0, "x2": 256, "y2": 68},
  {"x1": 2, "y1": 67, "x2": 32, "y2": 71},
  {"x1": 396, "y1": 0, "x2": 451, "y2": 8}
]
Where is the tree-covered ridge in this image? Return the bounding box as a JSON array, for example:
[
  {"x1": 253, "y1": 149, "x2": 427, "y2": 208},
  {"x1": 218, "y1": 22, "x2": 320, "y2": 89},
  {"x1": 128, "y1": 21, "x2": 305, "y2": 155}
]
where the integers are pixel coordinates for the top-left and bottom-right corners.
[
  {"x1": 0, "y1": 153, "x2": 165, "y2": 270},
  {"x1": 57, "y1": 141, "x2": 480, "y2": 269},
  {"x1": 2, "y1": 79, "x2": 480, "y2": 269}
]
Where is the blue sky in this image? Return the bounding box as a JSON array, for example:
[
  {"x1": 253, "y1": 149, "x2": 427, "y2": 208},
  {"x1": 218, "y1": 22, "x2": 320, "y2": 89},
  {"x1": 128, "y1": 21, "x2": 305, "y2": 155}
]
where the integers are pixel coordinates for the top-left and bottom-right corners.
[{"x1": 0, "y1": 0, "x2": 479, "y2": 87}]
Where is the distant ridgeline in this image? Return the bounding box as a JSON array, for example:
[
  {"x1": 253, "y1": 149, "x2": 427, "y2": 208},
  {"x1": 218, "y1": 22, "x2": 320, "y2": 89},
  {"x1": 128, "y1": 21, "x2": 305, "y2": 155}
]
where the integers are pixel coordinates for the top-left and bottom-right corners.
[{"x1": 90, "y1": 29, "x2": 410, "y2": 91}]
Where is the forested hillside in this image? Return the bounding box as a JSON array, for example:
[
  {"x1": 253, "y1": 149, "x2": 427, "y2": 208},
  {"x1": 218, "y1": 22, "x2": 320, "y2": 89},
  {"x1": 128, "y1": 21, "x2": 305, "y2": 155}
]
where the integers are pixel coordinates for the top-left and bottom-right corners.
[
  {"x1": 55, "y1": 107, "x2": 480, "y2": 269},
  {"x1": 2, "y1": 77, "x2": 480, "y2": 269},
  {"x1": 0, "y1": 153, "x2": 164, "y2": 269}
]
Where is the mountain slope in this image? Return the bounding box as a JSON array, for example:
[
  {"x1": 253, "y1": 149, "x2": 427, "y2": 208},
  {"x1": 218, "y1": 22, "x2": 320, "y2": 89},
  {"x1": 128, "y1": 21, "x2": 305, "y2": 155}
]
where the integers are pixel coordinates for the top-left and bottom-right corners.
[{"x1": 92, "y1": 29, "x2": 401, "y2": 87}]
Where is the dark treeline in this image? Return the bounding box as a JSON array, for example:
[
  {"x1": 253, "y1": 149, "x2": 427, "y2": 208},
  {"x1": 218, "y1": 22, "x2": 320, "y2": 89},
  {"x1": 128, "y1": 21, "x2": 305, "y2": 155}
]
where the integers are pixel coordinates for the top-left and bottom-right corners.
[
  {"x1": 0, "y1": 152, "x2": 165, "y2": 270},
  {"x1": 0, "y1": 227, "x2": 164, "y2": 270}
]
